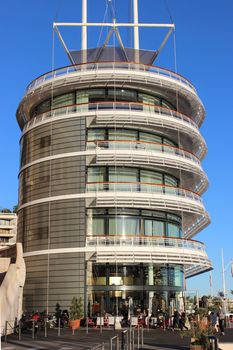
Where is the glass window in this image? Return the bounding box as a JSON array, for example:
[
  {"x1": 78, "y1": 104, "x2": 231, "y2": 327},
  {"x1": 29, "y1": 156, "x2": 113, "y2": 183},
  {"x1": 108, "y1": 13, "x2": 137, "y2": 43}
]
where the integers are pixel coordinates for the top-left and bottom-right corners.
[
  {"x1": 92, "y1": 218, "x2": 105, "y2": 235},
  {"x1": 108, "y1": 88, "x2": 137, "y2": 101},
  {"x1": 139, "y1": 132, "x2": 161, "y2": 143},
  {"x1": 52, "y1": 93, "x2": 75, "y2": 109},
  {"x1": 87, "y1": 129, "x2": 105, "y2": 140},
  {"x1": 164, "y1": 175, "x2": 178, "y2": 187},
  {"x1": 167, "y1": 223, "x2": 181, "y2": 238},
  {"x1": 109, "y1": 167, "x2": 138, "y2": 184},
  {"x1": 109, "y1": 217, "x2": 140, "y2": 235},
  {"x1": 36, "y1": 99, "x2": 51, "y2": 114},
  {"x1": 162, "y1": 99, "x2": 174, "y2": 110},
  {"x1": 88, "y1": 167, "x2": 106, "y2": 182},
  {"x1": 140, "y1": 170, "x2": 163, "y2": 193},
  {"x1": 76, "y1": 91, "x2": 89, "y2": 111},
  {"x1": 88, "y1": 89, "x2": 106, "y2": 101},
  {"x1": 108, "y1": 129, "x2": 137, "y2": 140},
  {"x1": 144, "y1": 220, "x2": 164, "y2": 236}
]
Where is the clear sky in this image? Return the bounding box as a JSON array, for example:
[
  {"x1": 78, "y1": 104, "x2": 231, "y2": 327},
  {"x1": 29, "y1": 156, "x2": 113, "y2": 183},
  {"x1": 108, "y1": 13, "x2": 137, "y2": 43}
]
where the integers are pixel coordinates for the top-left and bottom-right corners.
[{"x1": 1, "y1": 0, "x2": 232, "y2": 297}]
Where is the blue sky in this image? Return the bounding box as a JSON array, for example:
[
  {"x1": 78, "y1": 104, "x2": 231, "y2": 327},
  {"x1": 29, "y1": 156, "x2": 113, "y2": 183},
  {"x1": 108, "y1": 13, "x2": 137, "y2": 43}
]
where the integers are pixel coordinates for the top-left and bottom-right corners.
[{"x1": 1, "y1": 0, "x2": 232, "y2": 297}]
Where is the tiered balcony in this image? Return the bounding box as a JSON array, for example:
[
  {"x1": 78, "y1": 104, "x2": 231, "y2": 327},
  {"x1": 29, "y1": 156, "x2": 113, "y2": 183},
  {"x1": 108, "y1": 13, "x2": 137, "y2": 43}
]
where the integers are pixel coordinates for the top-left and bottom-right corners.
[{"x1": 86, "y1": 235, "x2": 212, "y2": 278}]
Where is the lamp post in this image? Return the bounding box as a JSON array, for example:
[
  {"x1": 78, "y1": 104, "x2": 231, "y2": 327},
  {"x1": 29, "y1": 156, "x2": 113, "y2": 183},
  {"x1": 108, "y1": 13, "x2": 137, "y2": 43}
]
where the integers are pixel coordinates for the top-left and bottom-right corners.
[{"x1": 221, "y1": 248, "x2": 233, "y2": 315}]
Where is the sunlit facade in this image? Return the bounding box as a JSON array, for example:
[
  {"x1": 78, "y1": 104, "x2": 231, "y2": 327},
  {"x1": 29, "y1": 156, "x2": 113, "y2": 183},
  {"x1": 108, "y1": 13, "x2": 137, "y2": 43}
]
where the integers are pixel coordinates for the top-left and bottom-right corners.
[{"x1": 16, "y1": 58, "x2": 212, "y2": 314}]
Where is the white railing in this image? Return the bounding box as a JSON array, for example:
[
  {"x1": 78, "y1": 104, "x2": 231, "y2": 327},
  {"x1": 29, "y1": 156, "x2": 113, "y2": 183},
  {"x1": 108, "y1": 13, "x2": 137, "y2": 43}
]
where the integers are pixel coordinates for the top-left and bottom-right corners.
[
  {"x1": 87, "y1": 140, "x2": 200, "y2": 164},
  {"x1": 86, "y1": 235, "x2": 206, "y2": 252},
  {"x1": 22, "y1": 101, "x2": 199, "y2": 133},
  {"x1": 26, "y1": 61, "x2": 196, "y2": 94},
  {"x1": 86, "y1": 182, "x2": 202, "y2": 203}
]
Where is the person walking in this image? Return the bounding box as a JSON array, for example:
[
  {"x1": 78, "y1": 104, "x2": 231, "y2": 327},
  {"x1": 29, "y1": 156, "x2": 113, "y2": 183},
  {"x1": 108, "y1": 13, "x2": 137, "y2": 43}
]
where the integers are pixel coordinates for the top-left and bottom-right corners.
[
  {"x1": 218, "y1": 310, "x2": 225, "y2": 335},
  {"x1": 179, "y1": 312, "x2": 189, "y2": 330},
  {"x1": 172, "y1": 309, "x2": 180, "y2": 331},
  {"x1": 209, "y1": 311, "x2": 218, "y2": 333}
]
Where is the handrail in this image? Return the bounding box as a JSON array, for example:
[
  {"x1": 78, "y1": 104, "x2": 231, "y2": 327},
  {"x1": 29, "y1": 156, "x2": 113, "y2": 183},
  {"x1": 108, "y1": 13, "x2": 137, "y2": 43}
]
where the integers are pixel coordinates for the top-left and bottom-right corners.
[
  {"x1": 86, "y1": 234, "x2": 202, "y2": 245},
  {"x1": 86, "y1": 181, "x2": 200, "y2": 197},
  {"x1": 87, "y1": 139, "x2": 200, "y2": 163},
  {"x1": 86, "y1": 236, "x2": 206, "y2": 251},
  {"x1": 26, "y1": 61, "x2": 196, "y2": 94},
  {"x1": 22, "y1": 101, "x2": 200, "y2": 134}
]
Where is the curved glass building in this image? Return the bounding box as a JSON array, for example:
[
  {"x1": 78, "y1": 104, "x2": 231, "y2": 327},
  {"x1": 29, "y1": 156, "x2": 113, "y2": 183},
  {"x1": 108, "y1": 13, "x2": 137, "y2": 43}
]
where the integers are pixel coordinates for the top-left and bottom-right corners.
[{"x1": 16, "y1": 2, "x2": 212, "y2": 314}]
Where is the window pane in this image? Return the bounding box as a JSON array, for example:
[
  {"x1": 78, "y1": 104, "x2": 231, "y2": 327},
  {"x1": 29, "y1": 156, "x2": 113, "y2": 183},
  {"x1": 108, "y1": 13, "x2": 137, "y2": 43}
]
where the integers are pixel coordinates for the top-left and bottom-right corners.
[
  {"x1": 109, "y1": 167, "x2": 138, "y2": 183},
  {"x1": 164, "y1": 175, "x2": 178, "y2": 187},
  {"x1": 108, "y1": 88, "x2": 137, "y2": 101},
  {"x1": 92, "y1": 218, "x2": 105, "y2": 235},
  {"x1": 36, "y1": 99, "x2": 51, "y2": 114},
  {"x1": 108, "y1": 129, "x2": 137, "y2": 140},
  {"x1": 144, "y1": 220, "x2": 164, "y2": 236},
  {"x1": 167, "y1": 223, "x2": 181, "y2": 238},
  {"x1": 109, "y1": 217, "x2": 140, "y2": 235},
  {"x1": 52, "y1": 93, "x2": 75, "y2": 109},
  {"x1": 88, "y1": 167, "x2": 105, "y2": 182},
  {"x1": 87, "y1": 129, "x2": 105, "y2": 140}
]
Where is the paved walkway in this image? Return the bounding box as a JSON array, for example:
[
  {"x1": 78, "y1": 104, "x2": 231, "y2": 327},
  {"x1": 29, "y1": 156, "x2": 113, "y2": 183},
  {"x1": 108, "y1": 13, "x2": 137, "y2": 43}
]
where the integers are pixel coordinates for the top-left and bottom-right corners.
[{"x1": 1, "y1": 327, "x2": 233, "y2": 350}]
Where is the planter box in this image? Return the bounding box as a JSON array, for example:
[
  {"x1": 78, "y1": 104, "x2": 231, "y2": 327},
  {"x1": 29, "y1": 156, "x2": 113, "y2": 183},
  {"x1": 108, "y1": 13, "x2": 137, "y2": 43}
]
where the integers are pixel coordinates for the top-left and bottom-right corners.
[
  {"x1": 69, "y1": 319, "x2": 80, "y2": 330},
  {"x1": 190, "y1": 345, "x2": 205, "y2": 350}
]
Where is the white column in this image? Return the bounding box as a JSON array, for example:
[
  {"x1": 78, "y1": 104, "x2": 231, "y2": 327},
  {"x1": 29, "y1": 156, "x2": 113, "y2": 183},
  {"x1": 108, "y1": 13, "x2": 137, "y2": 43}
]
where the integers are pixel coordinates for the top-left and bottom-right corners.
[
  {"x1": 82, "y1": 0, "x2": 87, "y2": 63},
  {"x1": 148, "y1": 264, "x2": 153, "y2": 315},
  {"x1": 133, "y1": 0, "x2": 139, "y2": 50}
]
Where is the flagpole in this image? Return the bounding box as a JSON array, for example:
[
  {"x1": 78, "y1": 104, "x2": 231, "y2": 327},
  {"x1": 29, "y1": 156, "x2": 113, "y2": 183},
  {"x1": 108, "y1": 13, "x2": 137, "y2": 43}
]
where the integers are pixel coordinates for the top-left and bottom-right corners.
[
  {"x1": 209, "y1": 271, "x2": 213, "y2": 297},
  {"x1": 221, "y1": 248, "x2": 226, "y2": 297}
]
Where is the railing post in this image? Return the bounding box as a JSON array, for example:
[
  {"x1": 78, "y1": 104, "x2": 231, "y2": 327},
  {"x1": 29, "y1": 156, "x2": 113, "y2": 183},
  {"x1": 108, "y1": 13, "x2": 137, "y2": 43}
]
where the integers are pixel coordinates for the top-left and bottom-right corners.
[
  {"x1": 19, "y1": 319, "x2": 22, "y2": 341},
  {"x1": 44, "y1": 317, "x2": 47, "y2": 338},
  {"x1": 4, "y1": 321, "x2": 7, "y2": 342},
  {"x1": 86, "y1": 316, "x2": 89, "y2": 334},
  {"x1": 58, "y1": 317, "x2": 61, "y2": 336},
  {"x1": 32, "y1": 319, "x2": 35, "y2": 339}
]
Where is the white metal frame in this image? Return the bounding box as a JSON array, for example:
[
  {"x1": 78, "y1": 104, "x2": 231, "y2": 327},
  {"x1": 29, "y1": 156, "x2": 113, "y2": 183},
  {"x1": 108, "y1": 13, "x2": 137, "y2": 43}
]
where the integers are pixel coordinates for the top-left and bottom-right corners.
[{"x1": 53, "y1": 0, "x2": 175, "y2": 64}]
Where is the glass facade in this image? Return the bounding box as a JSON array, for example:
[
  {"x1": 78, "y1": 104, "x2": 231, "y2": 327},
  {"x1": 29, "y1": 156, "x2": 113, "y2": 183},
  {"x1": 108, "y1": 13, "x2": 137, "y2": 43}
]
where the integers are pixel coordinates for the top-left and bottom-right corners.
[
  {"x1": 86, "y1": 166, "x2": 179, "y2": 193},
  {"x1": 88, "y1": 263, "x2": 184, "y2": 315},
  {"x1": 34, "y1": 88, "x2": 176, "y2": 116},
  {"x1": 87, "y1": 208, "x2": 182, "y2": 238}
]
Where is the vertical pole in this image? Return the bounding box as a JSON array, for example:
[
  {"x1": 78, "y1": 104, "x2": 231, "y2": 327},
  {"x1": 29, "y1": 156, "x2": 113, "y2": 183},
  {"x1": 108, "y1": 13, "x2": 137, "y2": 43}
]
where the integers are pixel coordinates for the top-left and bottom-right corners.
[
  {"x1": 222, "y1": 248, "x2": 226, "y2": 297},
  {"x1": 133, "y1": 0, "x2": 139, "y2": 50},
  {"x1": 19, "y1": 320, "x2": 22, "y2": 341},
  {"x1": 141, "y1": 326, "x2": 144, "y2": 347},
  {"x1": 32, "y1": 320, "x2": 35, "y2": 339},
  {"x1": 45, "y1": 317, "x2": 47, "y2": 338},
  {"x1": 137, "y1": 327, "x2": 139, "y2": 349},
  {"x1": 58, "y1": 317, "x2": 61, "y2": 336},
  {"x1": 4, "y1": 321, "x2": 7, "y2": 342},
  {"x1": 221, "y1": 248, "x2": 227, "y2": 314},
  {"x1": 82, "y1": 0, "x2": 87, "y2": 63},
  {"x1": 133, "y1": 0, "x2": 140, "y2": 63},
  {"x1": 132, "y1": 327, "x2": 135, "y2": 350}
]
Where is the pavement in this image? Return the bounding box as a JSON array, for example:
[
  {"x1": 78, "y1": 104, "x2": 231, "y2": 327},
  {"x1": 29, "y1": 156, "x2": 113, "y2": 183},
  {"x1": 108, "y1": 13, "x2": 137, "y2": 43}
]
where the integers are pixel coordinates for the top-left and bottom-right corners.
[{"x1": 1, "y1": 327, "x2": 233, "y2": 350}]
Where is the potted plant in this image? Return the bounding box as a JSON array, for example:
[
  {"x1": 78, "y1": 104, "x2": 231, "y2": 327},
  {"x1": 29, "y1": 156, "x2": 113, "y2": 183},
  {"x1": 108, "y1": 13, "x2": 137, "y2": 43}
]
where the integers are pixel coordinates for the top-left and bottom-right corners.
[
  {"x1": 69, "y1": 297, "x2": 84, "y2": 330},
  {"x1": 189, "y1": 321, "x2": 211, "y2": 350},
  {"x1": 181, "y1": 315, "x2": 211, "y2": 350}
]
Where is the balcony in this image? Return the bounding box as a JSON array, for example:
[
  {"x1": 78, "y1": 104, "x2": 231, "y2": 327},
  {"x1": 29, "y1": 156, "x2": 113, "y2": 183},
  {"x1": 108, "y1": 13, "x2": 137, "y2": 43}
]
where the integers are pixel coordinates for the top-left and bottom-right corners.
[
  {"x1": 22, "y1": 102, "x2": 207, "y2": 158},
  {"x1": 86, "y1": 235, "x2": 212, "y2": 278}
]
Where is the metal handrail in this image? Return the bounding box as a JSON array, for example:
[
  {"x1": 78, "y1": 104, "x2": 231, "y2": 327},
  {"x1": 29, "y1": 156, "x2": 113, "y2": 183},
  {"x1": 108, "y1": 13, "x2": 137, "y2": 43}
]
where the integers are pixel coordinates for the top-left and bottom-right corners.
[
  {"x1": 86, "y1": 182, "x2": 202, "y2": 203},
  {"x1": 22, "y1": 101, "x2": 200, "y2": 133},
  {"x1": 86, "y1": 236, "x2": 206, "y2": 251},
  {"x1": 26, "y1": 61, "x2": 197, "y2": 94},
  {"x1": 87, "y1": 139, "x2": 200, "y2": 163}
]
